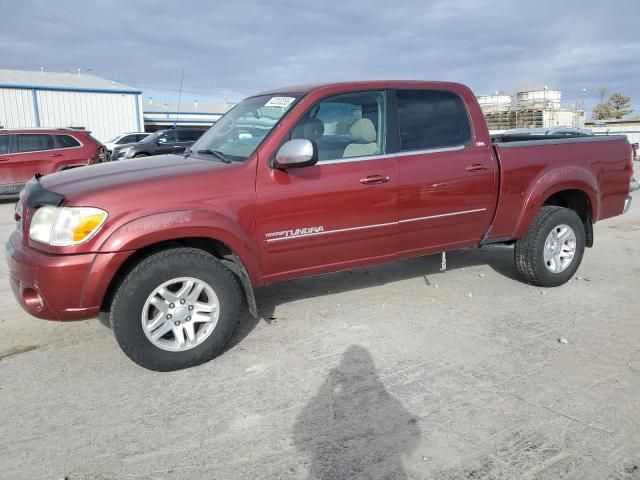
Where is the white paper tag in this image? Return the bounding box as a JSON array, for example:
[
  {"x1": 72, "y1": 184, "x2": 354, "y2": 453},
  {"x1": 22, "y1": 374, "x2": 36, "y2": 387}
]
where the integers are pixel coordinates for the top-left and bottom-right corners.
[{"x1": 264, "y1": 96, "x2": 295, "y2": 108}]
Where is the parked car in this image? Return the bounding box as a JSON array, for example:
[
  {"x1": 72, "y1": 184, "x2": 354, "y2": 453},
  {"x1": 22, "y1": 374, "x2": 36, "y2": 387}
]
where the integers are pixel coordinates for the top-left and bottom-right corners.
[
  {"x1": 110, "y1": 128, "x2": 206, "y2": 160},
  {"x1": 103, "y1": 132, "x2": 150, "y2": 156},
  {"x1": 0, "y1": 128, "x2": 105, "y2": 195},
  {"x1": 6, "y1": 81, "x2": 633, "y2": 371}
]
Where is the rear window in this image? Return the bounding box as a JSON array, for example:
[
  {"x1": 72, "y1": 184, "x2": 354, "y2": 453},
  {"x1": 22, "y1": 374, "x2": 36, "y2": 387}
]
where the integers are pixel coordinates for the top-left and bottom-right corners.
[
  {"x1": 0, "y1": 135, "x2": 9, "y2": 155},
  {"x1": 54, "y1": 134, "x2": 81, "y2": 148},
  {"x1": 396, "y1": 90, "x2": 471, "y2": 151},
  {"x1": 16, "y1": 134, "x2": 54, "y2": 153}
]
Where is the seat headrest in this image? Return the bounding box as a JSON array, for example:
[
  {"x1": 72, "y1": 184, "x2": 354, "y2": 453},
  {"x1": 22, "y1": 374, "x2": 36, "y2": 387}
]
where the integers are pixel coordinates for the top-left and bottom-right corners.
[
  {"x1": 349, "y1": 118, "x2": 377, "y2": 143},
  {"x1": 303, "y1": 118, "x2": 325, "y2": 140}
]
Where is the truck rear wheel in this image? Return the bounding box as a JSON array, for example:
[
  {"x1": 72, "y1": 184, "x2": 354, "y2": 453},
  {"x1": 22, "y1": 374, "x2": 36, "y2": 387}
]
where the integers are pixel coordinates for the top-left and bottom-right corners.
[
  {"x1": 110, "y1": 248, "x2": 242, "y2": 371},
  {"x1": 514, "y1": 206, "x2": 585, "y2": 287}
]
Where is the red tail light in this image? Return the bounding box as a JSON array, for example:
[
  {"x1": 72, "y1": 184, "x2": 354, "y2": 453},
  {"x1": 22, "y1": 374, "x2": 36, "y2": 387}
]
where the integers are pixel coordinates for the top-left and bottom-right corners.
[{"x1": 90, "y1": 146, "x2": 107, "y2": 164}]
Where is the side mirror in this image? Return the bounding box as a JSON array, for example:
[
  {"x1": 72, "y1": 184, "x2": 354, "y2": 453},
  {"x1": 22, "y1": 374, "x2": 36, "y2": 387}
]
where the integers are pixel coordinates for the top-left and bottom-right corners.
[{"x1": 274, "y1": 139, "x2": 317, "y2": 169}]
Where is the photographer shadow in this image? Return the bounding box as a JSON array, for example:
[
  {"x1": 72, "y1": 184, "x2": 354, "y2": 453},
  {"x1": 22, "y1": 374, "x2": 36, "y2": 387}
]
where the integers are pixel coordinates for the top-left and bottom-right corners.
[{"x1": 293, "y1": 345, "x2": 420, "y2": 479}]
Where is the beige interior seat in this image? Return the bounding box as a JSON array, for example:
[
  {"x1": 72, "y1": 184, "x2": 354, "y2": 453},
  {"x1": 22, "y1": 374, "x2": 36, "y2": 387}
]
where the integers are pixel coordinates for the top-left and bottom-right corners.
[{"x1": 343, "y1": 118, "x2": 379, "y2": 158}]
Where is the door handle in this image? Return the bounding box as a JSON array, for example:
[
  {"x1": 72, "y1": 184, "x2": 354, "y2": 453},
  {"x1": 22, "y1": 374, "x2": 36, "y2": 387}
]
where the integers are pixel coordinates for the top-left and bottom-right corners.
[
  {"x1": 0, "y1": 157, "x2": 10, "y2": 162},
  {"x1": 49, "y1": 153, "x2": 63, "y2": 157},
  {"x1": 466, "y1": 164, "x2": 489, "y2": 173},
  {"x1": 360, "y1": 174, "x2": 390, "y2": 185}
]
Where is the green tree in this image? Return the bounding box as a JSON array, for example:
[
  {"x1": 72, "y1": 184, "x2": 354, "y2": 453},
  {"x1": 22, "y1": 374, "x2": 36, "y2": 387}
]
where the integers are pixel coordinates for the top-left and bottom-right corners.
[
  {"x1": 593, "y1": 102, "x2": 615, "y2": 120},
  {"x1": 592, "y1": 88, "x2": 633, "y2": 120},
  {"x1": 609, "y1": 93, "x2": 633, "y2": 119}
]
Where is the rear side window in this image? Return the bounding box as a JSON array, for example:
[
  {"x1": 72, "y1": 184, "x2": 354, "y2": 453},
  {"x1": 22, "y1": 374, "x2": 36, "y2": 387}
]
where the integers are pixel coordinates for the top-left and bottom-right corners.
[
  {"x1": 136, "y1": 134, "x2": 148, "y2": 141},
  {"x1": 16, "y1": 134, "x2": 54, "y2": 153},
  {"x1": 0, "y1": 135, "x2": 9, "y2": 155},
  {"x1": 178, "y1": 129, "x2": 203, "y2": 141},
  {"x1": 54, "y1": 135, "x2": 81, "y2": 148},
  {"x1": 396, "y1": 90, "x2": 471, "y2": 151},
  {"x1": 117, "y1": 135, "x2": 138, "y2": 144}
]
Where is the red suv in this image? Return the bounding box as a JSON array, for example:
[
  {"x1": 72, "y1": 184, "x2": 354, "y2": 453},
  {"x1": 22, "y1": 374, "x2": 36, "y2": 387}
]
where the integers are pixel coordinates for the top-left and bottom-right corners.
[{"x1": 0, "y1": 128, "x2": 105, "y2": 195}]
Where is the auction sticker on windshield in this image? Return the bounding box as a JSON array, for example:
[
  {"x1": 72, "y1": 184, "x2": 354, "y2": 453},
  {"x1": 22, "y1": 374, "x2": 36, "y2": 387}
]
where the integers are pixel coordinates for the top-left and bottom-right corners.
[{"x1": 265, "y1": 96, "x2": 296, "y2": 108}]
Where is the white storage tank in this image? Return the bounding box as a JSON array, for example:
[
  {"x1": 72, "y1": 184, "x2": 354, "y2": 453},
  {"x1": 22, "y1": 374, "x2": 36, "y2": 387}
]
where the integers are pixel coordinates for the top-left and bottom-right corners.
[
  {"x1": 516, "y1": 88, "x2": 562, "y2": 110},
  {"x1": 477, "y1": 94, "x2": 512, "y2": 113}
]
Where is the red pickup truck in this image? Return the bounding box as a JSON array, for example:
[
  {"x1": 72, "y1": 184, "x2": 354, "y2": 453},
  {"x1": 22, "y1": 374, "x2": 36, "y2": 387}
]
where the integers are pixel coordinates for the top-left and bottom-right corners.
[{"x1": 6, "y1": 81, "x2": 633, "y2": 371}]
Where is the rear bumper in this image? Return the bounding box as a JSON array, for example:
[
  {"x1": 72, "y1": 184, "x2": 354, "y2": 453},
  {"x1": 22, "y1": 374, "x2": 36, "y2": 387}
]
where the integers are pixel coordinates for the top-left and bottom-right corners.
[
  {"x1": 5, "y1": 231, "x2": 130, "y2": 321},
  {"x1": 623, "y1": 195, "x2": 632, "y2": 214}
]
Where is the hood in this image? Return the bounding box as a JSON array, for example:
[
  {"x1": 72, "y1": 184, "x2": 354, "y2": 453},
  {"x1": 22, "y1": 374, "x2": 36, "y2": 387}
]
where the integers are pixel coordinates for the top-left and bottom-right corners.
[{"x1": 39, "y1": 154, "x2": 231, "y2": 201}]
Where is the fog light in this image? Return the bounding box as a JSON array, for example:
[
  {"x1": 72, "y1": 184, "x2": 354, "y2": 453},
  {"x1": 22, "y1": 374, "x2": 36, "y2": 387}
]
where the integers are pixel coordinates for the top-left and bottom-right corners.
[{"x1": 22, "y1": 288, "x2": 44, "y2": 312}]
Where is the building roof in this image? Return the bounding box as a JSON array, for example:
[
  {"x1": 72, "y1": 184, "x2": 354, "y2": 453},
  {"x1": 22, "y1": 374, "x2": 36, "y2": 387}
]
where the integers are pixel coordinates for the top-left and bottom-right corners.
[
  {"x1": 0, "y1": 69, "x2": 141, "y2": 93},
  {"x1": 143, "y1": 102, "x2": 233, "y2": 115},
  {"x1": 586, "y1": 117, "x2": 640, "y2": 125}
]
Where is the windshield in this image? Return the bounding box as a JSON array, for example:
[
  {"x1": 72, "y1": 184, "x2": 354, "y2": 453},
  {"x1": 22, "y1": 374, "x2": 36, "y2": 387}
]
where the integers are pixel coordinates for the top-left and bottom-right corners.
[{"x1": 189, "y1": 94, "x2": 301, "y2": 161}]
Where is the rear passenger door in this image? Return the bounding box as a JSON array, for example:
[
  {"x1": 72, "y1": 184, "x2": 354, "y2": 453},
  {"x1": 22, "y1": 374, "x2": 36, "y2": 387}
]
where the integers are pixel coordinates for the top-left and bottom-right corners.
[
  {"x1": 393, "y1": 89, "x2": 497, "y2": 257},
  {"x1": 10, "y1": 134, "x2": 57, "y2": 183},
  {"x1": 0, "y1": 134, "x2": 15, "y2": 186}
]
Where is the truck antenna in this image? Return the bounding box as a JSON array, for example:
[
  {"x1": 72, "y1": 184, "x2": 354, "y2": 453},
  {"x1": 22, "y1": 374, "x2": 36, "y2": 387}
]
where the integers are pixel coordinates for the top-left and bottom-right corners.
[{"x1": 175, "y1": 69, "x2": 185, "y2": 127}]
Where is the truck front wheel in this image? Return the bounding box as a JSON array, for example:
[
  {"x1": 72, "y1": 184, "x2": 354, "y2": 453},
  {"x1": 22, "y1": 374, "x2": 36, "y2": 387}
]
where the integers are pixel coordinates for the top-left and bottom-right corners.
[
  {"x1": 514, "y1": 206, "x2": 585, "y2": 287},
  {"x1": 110, "y1": 248, "x2": 242, "y2": 371}
]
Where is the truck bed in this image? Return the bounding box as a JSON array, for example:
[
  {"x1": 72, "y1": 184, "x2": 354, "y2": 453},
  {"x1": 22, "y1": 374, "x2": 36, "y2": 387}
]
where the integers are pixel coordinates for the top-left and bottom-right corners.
[{"x1": 486, "y1": 134, "x2": 631, "y2": 241}]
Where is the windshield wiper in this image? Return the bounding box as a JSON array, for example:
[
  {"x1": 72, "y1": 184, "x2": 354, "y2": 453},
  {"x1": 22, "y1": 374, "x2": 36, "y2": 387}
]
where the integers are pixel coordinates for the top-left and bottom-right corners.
[{"x1": 194, "y1": 149, "x2": 232, "y2": 164}]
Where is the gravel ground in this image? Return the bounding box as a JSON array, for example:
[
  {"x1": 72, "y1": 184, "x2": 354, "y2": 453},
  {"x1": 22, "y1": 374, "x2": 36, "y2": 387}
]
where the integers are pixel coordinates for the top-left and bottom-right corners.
[{"x1": 0, "y1": 183, "x2": 639, "y2": 479}]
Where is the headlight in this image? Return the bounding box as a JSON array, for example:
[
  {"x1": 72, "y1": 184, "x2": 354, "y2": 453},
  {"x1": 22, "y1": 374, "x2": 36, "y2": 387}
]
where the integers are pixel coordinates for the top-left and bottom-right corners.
[
  {"x1": 29, "y1": 206, "x2": 108, "y2": 246},
  {"x1": 114, "y1": 147, "x2": 130, "y2": 159}
]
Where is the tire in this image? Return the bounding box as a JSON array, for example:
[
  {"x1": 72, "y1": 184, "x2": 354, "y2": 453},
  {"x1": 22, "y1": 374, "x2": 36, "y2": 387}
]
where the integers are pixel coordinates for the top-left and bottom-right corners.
[
  {"x1": 110, "y1": 248, "x2": 242, "y2": 371},
  {"x1": 134, "y1": 153, "x2": 149, "y2": 158},
  {"x1": 514, "y1": 206, "x2": 585, "y2": 287}
]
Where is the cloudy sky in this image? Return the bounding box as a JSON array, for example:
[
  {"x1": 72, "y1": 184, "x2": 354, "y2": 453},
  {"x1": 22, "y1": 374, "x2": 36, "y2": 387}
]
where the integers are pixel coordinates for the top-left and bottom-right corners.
[{"x1": 2, "y1": 0, "x2": 639, "y2": 114}]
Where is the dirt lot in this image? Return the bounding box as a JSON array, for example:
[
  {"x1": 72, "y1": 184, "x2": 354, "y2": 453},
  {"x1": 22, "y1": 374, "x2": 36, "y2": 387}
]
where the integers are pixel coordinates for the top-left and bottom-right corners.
[{"x1": 0, "y1": 187, "x2": 639, "y2": 480}]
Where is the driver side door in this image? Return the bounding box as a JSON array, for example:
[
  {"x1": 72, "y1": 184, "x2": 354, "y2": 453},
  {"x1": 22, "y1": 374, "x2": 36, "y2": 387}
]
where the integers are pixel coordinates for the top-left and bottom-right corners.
[
  {"x1": 155, "y1": 130, "x2": 178, "y2": 155},
  {"x1": 255, "y1": 90, "x2": 399, "y2": 284}
]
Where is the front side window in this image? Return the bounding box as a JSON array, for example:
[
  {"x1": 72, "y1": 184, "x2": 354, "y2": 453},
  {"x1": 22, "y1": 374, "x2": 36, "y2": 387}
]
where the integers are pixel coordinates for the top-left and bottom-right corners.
[
  {"x1": 396, "y1": 90, "x2": 471, "y2": 151},
  {"x1": 190, "y1": 94, "x2": 301, "y2": 162},
  {"x1": 158, "y1": 130, "x2": 177, "y2": 144},
  {"x1": 291, "y1": 91, "x2": 386, "y2": 161},
  {"x1": 16, "y1": 134, "x2": 54, "y2": 153}
]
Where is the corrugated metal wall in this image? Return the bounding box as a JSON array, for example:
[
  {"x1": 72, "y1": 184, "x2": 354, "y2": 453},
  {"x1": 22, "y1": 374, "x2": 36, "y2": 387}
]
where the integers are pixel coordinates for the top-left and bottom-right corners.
[
  {"x1": 0, "y1": 88, "x2": 35, "y2": 127},
  {"x1": 0, "y1": 88, "x2": 143, "y2": 141},
  {"x1": 36, "y1": 90, "x2": 140, "y2": 141},
  {"x1": 592, "y1": 126, "x2": 640, "y2": 144}
]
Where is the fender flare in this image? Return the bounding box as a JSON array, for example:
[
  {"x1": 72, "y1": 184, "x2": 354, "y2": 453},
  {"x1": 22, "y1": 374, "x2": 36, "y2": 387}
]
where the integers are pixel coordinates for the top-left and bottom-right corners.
[
  {"x1": 97, "y1": 209, "x2": 263, "y2": 287},
  {"x1": 512, "y1": 167, "x2": 599, "y2": 240}
]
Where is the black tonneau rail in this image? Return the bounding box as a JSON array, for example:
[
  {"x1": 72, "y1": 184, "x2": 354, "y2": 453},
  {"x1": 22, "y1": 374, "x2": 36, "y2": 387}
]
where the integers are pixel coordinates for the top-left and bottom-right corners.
[{"x1": 492, "y1": 134, "x2": 628, "y2": 148}]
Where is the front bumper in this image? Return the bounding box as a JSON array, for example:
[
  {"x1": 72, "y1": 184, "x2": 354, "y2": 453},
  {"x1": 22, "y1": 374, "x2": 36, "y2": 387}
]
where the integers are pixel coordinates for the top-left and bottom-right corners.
[
  {"x1": 6, "y1": 231, "x2": 130, "y2": 321},
  {"x1": 623, "y1": 195, "x2": 632, "y2": 214}
]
